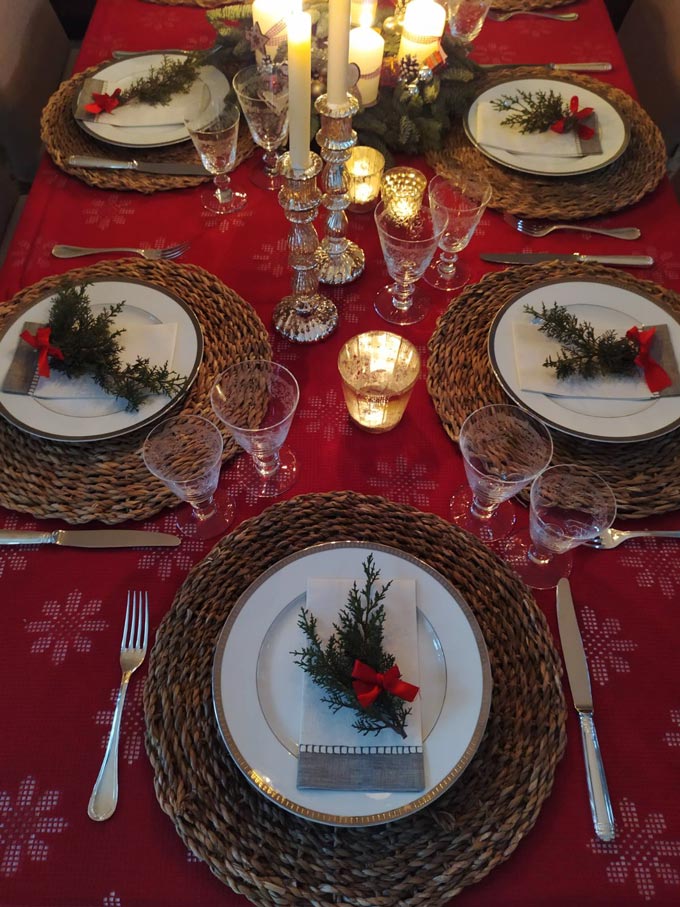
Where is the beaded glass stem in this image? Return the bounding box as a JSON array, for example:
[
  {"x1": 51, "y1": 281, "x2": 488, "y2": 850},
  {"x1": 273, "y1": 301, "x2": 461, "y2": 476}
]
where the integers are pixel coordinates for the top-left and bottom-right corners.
[
  {"x1": 314, "y1": 93, "x2": 365, "y2": 285},
  {"x1": 273, "y1": 151, "x2": 338, "y2": 343}
]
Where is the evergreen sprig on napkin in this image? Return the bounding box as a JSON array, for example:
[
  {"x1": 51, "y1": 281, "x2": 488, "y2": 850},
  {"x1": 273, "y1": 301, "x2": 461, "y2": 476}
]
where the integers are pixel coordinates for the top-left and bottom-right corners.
[{"x1": 121, "y1": 54, "x2": 203, "y2": 107}]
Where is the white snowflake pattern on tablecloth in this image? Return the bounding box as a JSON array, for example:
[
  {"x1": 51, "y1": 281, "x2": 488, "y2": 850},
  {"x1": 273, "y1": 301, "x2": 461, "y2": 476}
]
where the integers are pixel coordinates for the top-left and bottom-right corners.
[
  {"x1": 94, "y1": 680, "x2": 145, "y2": 765},
  {"x1": 0, "y1": 777, "x2": 68, "y2": 878},
  {"x1": 201, "y1": 204, "x2": 251, "y2": 233},
  {"x1": 136, "y1": 513, "x2": 210, "y2": 580},
  {"x1": 103, "y1": 892, "x2": 122, "y2": 907},
  {"x1": 251, "y1": 239, "x2": 288, "y2": 278},
  {"x1": 82, "y1": 196, "x2": 137, "y2": 230},
  {"x1": 578, "y1": 604, "x2": 637, "y2": 686},
  {"x1": 0, "y1": 549, "x2": 28, "y2": 578},
  {"x1": 298, "y1": 385, "x2": 352, "y2": 441},
  {"x1": 618, "y1": 539, "x2": 680, "y2": 599},
  {"x1": 664, "y1": 709, "x2": 680, "y2": 747},
  {"x1": 24, "y1": 591, "x2": 107, "y2": 666},
  {"x1": 366, "y1": 453, "x2": 438, "y2": 506},
  {"x1": 590, "y1": 798, "x2": 680, "y2": 901}
]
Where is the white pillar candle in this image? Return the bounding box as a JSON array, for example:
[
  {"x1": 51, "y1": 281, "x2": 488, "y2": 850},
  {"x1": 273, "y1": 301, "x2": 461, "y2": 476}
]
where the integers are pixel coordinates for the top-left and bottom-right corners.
[
  {"x1": 350, "y1": 0, "x2": 377, "y2": 27},
  {"x1": 252, "y1": 0, "x2": 289, "y2": 64},
  {"x1": 287, "y1": 10, "x2": 312, "y2": 171},
  {"x1": 397, "y1": 0, "x2": 446, "y2": 66},
  {"x1": 348, "y1": 25, "x2": 385, "y2": 106},
  {"x1": 327, "y1": 0, "x2": 352, "y2": 108}
]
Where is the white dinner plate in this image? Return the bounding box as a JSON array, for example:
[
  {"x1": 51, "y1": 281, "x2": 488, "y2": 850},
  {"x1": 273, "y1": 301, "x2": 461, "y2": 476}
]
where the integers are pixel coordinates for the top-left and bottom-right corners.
[
  {"x1": 488, "y1": 276, "x2": 680, "y2": 442},
  {"x1": 465, "y1": 78, "x2": 629, "y2": 176},
  {"x1": 212, "y1": 541, "x2": 492, "y2": 827},
  {"x1": 75, "y1": 53, "x2": 230, "y2": 148},
  {"x1": 0, "y1": 278, "x2": 203, "y2": 442}
]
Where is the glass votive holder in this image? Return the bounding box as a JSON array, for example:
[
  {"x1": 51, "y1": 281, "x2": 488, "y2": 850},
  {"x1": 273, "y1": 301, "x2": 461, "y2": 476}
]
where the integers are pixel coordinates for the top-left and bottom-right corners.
[
  {"x1": 380, "y1": 166, "x2": 427, "y2": 223},
  {"x1": 347, "y1": 146, "x2": 386, "y2": 213},
  {"x1": 338, "y1": 331, "x2": 421, "y2": 433}
]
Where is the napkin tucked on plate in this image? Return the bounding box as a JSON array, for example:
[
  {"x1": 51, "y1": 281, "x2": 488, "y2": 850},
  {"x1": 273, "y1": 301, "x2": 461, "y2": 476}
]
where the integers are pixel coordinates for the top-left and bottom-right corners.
[
  {"x1": 75, "y1": 76, "x2": 208, "y2": 127},
  {"x1": 512, "y1": 321, "x2": 680, "y2": 399},
  {"x1": 297, "y1": 576, "x2": 424, "y2": 792},
  {"x1": 475, "y1": 101, "x2": 602, "y2": 157}
]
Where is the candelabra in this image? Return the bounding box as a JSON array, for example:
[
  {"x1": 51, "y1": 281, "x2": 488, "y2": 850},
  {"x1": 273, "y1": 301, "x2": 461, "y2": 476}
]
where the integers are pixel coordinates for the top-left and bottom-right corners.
[
  {"x1": 273, "y1": 151, "x2": 338, "y2": 343},
  {"x1": 314, "y1": 93, "x2": 365, "y2": 285}
]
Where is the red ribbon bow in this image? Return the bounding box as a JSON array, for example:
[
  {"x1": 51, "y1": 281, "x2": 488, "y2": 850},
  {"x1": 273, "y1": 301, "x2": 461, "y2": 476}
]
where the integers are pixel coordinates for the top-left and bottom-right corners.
[
  {"x1": 20, "y1": 327, "x2": 64, "y2": 378},
  {"x1": 84, "y1": 88, "x2": 122, "y2": 115},
  {"x1": 351, "y1": 659, "x2": 419, "y2": 709},
  {"x1": 550, "y1": 95, "x2": 595, "y2": 140},
  {"x1": 625, "y1": 325, "x2": 672, "y2": 393}
]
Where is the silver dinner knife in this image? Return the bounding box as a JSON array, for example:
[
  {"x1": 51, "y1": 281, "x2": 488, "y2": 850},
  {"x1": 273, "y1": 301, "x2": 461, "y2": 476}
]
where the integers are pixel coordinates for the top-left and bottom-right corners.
[
  {"x1": 556, "y1": 578, "x2": 615, "y2": 842},
  {"x1": 480, "y1": 252, "x2": 654, "y2": 267},
  {"x1": 0, "y1": 529, "x2": 181, "y2": 548},
  {"x1": 480, "y1": 62, "x2": 612, "y2": 72},
  {"x1": 67, "y1": 155, "x2": 210, "y2": 177}
]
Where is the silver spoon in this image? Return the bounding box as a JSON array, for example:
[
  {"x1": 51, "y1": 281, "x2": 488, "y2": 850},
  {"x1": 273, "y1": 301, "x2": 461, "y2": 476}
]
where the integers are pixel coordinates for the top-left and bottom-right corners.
[
  {"x1": 586, "y1": 527, "x2": 680, "y2": 549},
  {"x1": 489, "y1": 11, "x2": 579, "y2": 21}
]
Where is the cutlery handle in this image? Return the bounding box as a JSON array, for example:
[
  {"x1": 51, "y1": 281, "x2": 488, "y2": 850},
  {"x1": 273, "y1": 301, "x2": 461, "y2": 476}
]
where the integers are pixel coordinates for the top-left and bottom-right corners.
[
  {"x1": 553, "y1": 62, "x2": 612, "y2": 72},
  {"x1": 88, "y1": 675, "x2": 129, "y2": 821},
  {"x1": 561, "y1": 226, "x2": 640, "y2": 240},
  {"x1": 0, "y1": 530, "x2": 56, "y2": 545},
  {"x1": 581, "y1": 255, "x2": 654, "y2": 267},
  {"x1": 626, "y1": 530, "x2": 680, "y2": 540},
  {"x1": 578, "y1": 711, "x2": 615, "y2": 841},
  {"x1": 68, "y1": 155, "x2": 135, "y2": 170},
  {"x1": 52, "y1": 244, "x2": 138, "y2": 258},
  {"x1": 531, "y1": 11, "x2": 579, "y2": 19}
]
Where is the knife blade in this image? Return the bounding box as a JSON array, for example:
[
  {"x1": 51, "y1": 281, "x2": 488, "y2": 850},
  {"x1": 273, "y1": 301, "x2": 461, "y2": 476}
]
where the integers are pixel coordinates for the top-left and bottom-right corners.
[
  {"x1": 0, "y1": 530, "x2": 181, "y2": 548},
  {"x1": 480, "y1": 252, "x2": 654, "y2": 267},
  {"x1": 67, "y1": 155, "x2": 210, "y2": 177},
  {"x1": 556, "y1": 578, "x2": 615, "y2": 842},
  {"x1": 111, "y1": 44, "x2": 221, "y2": 60},
  {"x1": 480, "y1": 62, "x2": 612, "y2": 72}
]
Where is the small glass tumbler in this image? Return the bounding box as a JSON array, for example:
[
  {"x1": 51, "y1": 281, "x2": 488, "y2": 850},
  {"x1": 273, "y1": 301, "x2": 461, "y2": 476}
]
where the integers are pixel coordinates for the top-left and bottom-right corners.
[
  {"x1": 380, "y1": 167, "x2": 427, "y2": 223},
  {"x1": 338, "y1": 331, "x2": 421, "y2": 432},
  {"x1": 347, "y1": 146, "x2": 385, "y2": 213},
  {"x1": 447, "y1": 0, "x2": 491, "y2": 42}
]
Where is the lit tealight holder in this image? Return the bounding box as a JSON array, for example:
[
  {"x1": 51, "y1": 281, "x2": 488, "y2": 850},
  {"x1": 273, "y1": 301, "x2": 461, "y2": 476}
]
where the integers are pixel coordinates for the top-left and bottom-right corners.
[
  {"x1": 346, "y1": 146, "x2": 385, "y2": 213},
  {"x1": 380, "y1": 166, "x2": 427, "y2": 222},
  {"x1": 338, "y1": 331, "x2": 421, "y2": 433}
]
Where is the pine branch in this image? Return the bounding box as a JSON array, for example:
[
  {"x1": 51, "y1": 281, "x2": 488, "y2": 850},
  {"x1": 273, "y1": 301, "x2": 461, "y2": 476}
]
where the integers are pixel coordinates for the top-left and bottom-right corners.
[
  {"x1": 491, "y1": 89, "x2": 567, "y2": 134},
  {"x1": 121, "y1": 54, "x2": 203, "y2": 107}
]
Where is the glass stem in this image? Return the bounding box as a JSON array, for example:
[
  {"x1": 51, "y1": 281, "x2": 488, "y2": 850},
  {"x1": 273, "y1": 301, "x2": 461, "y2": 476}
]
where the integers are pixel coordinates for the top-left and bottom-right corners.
[
  {"x1": 390, "y1": 279, "x2": 415, "y2": 312},
  {"x1": 191, "y1": 497, "x2": 217, "y2": 522},
  {"x1": 262, "y1": 149, "x2": 279, "y2": 177},
  {"x1": 252, "y1": 451, "x2": 281, "y2": 478},
  {"x1": 527, "y1": 542, "x2": 553, "y2": 565},
  {"x1": 214, "y1": 173, "x2": 233, "y2": 203},
  {"x1": 437, "y1": 250, "x2": 459, "y2": 278},
  {"x1": 470, "y1": 494, "x2": 498, "y2": 521}
]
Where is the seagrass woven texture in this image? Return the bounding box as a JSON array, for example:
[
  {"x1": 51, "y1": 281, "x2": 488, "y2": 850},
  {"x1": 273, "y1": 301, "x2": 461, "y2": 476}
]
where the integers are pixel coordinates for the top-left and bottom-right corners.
[
  {"x1": 144, "y1": 491, "x2": 567, "y2": 907},
  {"x1": 0, "y1": 260, "x2": 271, "y2": 523}
]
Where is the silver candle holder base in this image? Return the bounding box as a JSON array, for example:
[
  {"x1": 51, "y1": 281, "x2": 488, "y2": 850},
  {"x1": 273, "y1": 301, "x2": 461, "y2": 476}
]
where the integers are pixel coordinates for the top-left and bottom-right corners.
[{"x1": 273, "y1": 152, "x2": 338, "y2": 344}]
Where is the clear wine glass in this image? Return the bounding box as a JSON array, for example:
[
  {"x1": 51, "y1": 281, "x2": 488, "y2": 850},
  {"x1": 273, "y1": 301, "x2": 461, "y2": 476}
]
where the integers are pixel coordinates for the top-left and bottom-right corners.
[
  {"x1": 449, "y1": 404, "x2": 553, "y2": 542},
  {"x1": 142, "y1": 415, "x2": 234, "y2": 539},
  {"x1": 210, "y1": 360, "x2": 300, "y2": 498},
  {"x1": 502, "y1": 464, "x2": 617, "y2": 589},
  {"x1": 233, "y1": 64, "x2": 289, "y2": 191},
  {"x1": 447, "y1": 0, "x2": 492, "y2": 43},
  {"x1": 425, "y1": 173, "x2": 491, "y2": 291},
  {"x1": 374, "y1": 200, "x2": 446, "y2": 325},
  {"x1": 184, "y1": 94, "x2": 247, "y2": 215}
]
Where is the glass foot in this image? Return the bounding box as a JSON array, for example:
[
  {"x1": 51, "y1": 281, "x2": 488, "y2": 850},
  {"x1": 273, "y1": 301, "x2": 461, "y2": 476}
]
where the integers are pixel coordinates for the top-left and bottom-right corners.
[
  {"x1": 374, "y1": 285, "x2": 431, "y2": 325},
  {"x1": 175, "y1": 487, "x2": 235, "y2": 540},
  {"x1": 449, "y1": 485, "x2": 517, "y2": 542},
  {"x1": 250, "y1": 166, "x2": 282, "y2": 191},
  {"x1": 202, "y1": 189, "x2": 247, "y2": 215},
  {"x1": 423, "y1": 259, "x2": 470, "y2": 291},
  {"x1": 499, "y1": 529, "x2": 574, "y2": 589}
]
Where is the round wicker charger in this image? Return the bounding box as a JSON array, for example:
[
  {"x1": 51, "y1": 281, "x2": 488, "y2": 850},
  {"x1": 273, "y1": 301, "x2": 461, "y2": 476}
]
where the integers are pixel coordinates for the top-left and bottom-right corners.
[
  {"x1": 144, "y1": 490, "x2": 566, "y2": 907},
  {"x1": 0, "y1": 260, "x2": 270, "y2": 523},
  {"x1": 427, "y1": 68, "x2": 666, "y2": 220},
  {"x1": 427, "y1": 260, "x2": 680, "y2": 519},
  {"x1": 41, "y1": 66, "x2": 255, "y2": 193}
]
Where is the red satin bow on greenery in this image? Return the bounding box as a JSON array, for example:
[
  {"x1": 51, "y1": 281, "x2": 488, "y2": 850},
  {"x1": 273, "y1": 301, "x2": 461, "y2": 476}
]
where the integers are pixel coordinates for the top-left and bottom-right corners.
[
  {"x1": 550, "y1": 95, "x2": 595, "y2": 140},
  {"x1": 626, "y1": 325, "x2": 672, "y2": 393},
  {"x1": 351, "y1": 660, "x2": 419, "y2": 708},
  {"x1": 20, "y1": 327, "x2": 64, "y2": 378},
  {"x1": 84, "y1": 88, "x2": 122, "y2": 115}
]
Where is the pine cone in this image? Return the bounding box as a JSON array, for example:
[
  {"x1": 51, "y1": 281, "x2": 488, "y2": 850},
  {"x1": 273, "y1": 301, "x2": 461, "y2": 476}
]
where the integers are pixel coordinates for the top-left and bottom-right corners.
[{"x1": 399, "y1": 55, "x2": 420, "y2": 83}]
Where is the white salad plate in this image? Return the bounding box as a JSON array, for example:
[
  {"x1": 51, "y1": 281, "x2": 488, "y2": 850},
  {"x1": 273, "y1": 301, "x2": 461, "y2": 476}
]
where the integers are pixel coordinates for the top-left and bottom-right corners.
[
  {"x1": 488, "y1": 276, "x2": 680, "y2": 443},
  {"x1": 212, "y1": 541, "x2": 492, "y2": 827},
  {"x1": 0, "y1": 278, "x2": 203, "y2": 442},
  {"x1": 465, "y1": 77, "x2": 630, "y2": 176}
]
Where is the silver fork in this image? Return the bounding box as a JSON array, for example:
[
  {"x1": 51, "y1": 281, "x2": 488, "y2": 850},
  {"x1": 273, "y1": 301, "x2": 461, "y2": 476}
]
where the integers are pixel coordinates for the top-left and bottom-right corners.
[
  {"x1": 52, "y1": 242, "x2": 190, "y2": 261},
  {"x1": 504, "y1": 214, "x2": 641, "y2": 241},
  {"x1": 585, "y1": 527, "x2": 680, "y2": 549},
  {"x1": 488, "y1": 10, "x2": 579, "y2": 21},
  {"x1": 88, "y1": 591, "x2": 149, "y2": 822}
]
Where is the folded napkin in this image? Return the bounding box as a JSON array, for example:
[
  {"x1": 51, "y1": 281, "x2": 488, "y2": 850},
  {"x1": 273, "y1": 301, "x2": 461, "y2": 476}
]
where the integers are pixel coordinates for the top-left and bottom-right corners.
[
  {"x1": 76, "y1": 75, "x2": 208, "y2": 127},
  {"x1": 297, "y1": 576, "x2": 424, "y2": 792},
  {"x1": 513, "y1": 320, "x2": 680, "y2": 399},
  {"x1": 475, "y1": 101, "x2": 602, "y2": 158}
]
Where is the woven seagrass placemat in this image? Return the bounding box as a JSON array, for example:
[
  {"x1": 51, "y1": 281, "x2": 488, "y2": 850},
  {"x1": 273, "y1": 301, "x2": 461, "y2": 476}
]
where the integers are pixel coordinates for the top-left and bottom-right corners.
[
  {"x1": 427, "y1": 68, "x2": 666, "y2": 220},
  {"x1": 427, "y1": 260, "x2": 680, "y2": 519},
  {"x1": 144, "y1": 490, "x2": 566, "y2": 907},
  {"x1": 0, "y1": 260, "x2": 270, "y2": 523},
  {"x1": 41, "y1": 66, "x2": 255, "y2": 193}
]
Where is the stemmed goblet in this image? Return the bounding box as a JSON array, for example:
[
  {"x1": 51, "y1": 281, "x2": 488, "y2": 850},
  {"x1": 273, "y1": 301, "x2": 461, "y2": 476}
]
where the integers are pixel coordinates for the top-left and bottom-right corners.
[
  {"x1": 425, "y1": 173, "x2": 491, "y2": 291},
  {"x1": 374, "y1": 200, "x2": 446, "y2": 325},
  {"x1": 211, "y1": 360, "x2": 300, "y2": 498},
  {"x1": 142, "y1": 415, "x2": 234, "y2": 539},
  {"x1": 447, "y1": 0, "x2": 492, "y2": 43},
  {"x1": 502, "y1": 464, "x2": 617, "y2": 589},
  {"x1": 449, "y1": 404, "x2": 553, "y2": 542},
  {"x1": 233, "y1": 64, "x2": 289, "y2": 191},
  {"x1": 184, "y1": 94, "x2": 247, "y2": 215}
]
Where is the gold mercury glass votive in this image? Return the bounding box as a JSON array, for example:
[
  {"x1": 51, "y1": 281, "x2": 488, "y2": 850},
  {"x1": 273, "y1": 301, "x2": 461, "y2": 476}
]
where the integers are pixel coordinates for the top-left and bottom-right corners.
[
  {"x1": 380, "y1": 166, "x2": 427, "y2": 223},
  {"x1": 346, "y1": 146, "x2": 386, "y2": 213},
  {"x1": 338, "y1": 331, "x2": 421, "y2": 433}
]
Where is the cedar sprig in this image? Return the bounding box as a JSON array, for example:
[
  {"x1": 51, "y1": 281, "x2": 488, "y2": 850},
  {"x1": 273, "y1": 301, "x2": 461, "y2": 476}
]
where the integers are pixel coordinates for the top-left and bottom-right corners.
[
  {"x1": 525, "y1": 302, "x2": 639, "y2": 380},
  {"x1": 491, "y1": 88, "x2": 568, "y2": 134},
  {"x1": 47, "y1": 283, "x2": 186, "y2": 411},
  {"x1": 292, "y1": 555, "x2": 413, "y2": 738},
  {"x1": 121, "y1": 54, "x2": 203, "y2": 106}
]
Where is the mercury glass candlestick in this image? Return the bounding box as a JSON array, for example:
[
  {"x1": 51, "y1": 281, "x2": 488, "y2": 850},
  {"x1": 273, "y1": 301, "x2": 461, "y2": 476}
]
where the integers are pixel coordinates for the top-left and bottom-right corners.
[
  {"x1": 274, "y1": 151, "x2": 339, "y2": 343},
  {"x1": 314, "y1": 93, "x2": 365, "y2": 285}
]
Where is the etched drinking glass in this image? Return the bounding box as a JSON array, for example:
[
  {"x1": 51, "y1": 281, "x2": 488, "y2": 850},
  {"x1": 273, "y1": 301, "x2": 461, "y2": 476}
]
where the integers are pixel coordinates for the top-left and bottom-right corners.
[
  {"x1": 211, "y1": 360, "x2": 300, "y2": 498},
  {"x1": 374, "y1": 200, "x2": 446, "y2": 325},
  {"x1": 233, "y1": 64, "x2": 289, "y2": 191},
  {"x1": 184, "y1": 95, "x2": 247, "y2": 214},
  {"x1": 447, "y1": 0, "x2": 491, "y2": 42},
  {"x1": 449, "y1": 404, "x2": 553, "y2": 542},
  {"x1": 142, "y1": 415, "x2": 234, "y2": 539},
  {"x1": 502, "y1": 464, "x2": 617, "y2": 589},
  {"x1": 425, "y1": 173, "x2": 491, "y2": 291}
]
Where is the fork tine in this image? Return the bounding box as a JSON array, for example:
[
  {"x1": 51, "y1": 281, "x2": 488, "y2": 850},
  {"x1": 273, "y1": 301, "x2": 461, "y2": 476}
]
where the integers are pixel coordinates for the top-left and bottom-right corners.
[
  {"x1": 121, "y1": 591, "x2": 132, "y2": 649},
  {"x1": 161, "y1": 241, "x2": 190, "y2": 260},
  {"x1": 141, "y1": 592, "x2": 149, "y2": 652}
]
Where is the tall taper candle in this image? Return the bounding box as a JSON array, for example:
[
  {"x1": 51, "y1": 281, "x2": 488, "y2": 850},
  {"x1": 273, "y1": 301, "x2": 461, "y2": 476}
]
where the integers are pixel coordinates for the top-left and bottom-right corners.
[
  {"x1": 287, "y1": 10, "x2": 312, "y2": 172},
  {"x1": 327, "y1": 0, "x2": 352, "y2": 108}
]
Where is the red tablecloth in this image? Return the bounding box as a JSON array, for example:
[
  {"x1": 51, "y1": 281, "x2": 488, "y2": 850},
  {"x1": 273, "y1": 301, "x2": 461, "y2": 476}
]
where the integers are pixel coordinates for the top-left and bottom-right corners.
[{"x1": 2, "y1": 2, "x2": 680, "y2": 905}]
